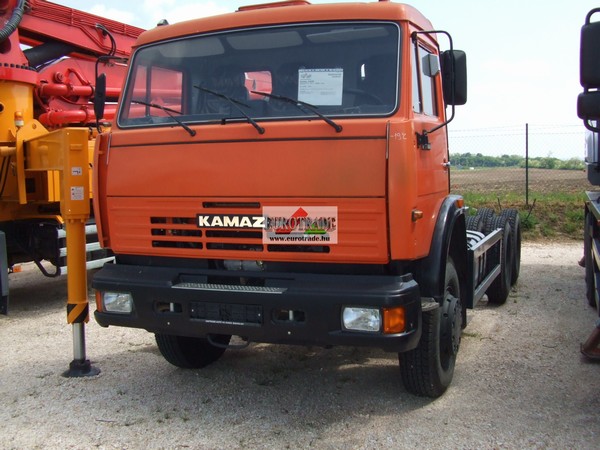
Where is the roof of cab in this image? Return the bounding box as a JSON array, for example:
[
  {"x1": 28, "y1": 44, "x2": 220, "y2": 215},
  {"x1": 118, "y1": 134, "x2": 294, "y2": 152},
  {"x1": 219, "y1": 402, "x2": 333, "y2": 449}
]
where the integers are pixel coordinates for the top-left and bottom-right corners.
[{"x1": 134, "y1": 1, "x2": 434, "y2": 48}]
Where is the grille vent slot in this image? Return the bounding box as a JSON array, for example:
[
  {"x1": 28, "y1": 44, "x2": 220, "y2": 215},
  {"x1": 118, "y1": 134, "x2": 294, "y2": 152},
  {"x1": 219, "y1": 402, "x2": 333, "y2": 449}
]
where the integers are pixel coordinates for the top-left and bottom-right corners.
[
  {"x1": 206, "y1": 243, "x2": 264, "y2": 251},
  {"x1": 151, "y1": 216, "x2": 202, "y2": 249},
  {"x1": 202, "y1": 202, "x2": 260, "y2": 209},
  {"x1": 206, "y1": 230, "x2": 262, "y2": 239},
  {"x1": 267, "y1": 245, "x2": 330, "y2": 253}
]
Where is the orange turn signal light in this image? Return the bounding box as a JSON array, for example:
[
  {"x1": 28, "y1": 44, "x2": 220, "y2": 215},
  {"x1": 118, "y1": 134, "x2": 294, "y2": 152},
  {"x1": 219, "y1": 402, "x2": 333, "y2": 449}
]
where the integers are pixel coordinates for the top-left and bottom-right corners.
[
  {"x1": 383, "y1": 307, "x2": 405, "y2": 334},
  {"x1": 95, "y1": 291, "x2": 103, "y2": 312}
]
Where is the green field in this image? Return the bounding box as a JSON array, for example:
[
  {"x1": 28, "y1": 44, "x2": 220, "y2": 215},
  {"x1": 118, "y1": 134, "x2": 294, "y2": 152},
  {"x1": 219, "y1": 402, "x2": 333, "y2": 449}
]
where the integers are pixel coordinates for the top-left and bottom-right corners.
[{"x1": 451, "y1": 167, "x2": 591, "y2": 240}]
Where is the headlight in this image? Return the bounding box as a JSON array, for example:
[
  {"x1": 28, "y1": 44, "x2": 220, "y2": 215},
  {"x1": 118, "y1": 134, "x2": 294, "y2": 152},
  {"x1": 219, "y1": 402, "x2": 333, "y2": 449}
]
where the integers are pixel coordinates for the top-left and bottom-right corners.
[
  {"x1": 342, "y1": 306, "x2": 381, "y2": 332},
  {"x1": 99, "y1": 291, "x2": 133, "y2": 314}
]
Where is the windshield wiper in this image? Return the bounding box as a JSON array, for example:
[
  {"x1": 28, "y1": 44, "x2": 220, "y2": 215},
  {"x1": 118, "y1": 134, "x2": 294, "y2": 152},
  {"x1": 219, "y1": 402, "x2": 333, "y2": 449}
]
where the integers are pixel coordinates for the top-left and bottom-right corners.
[
  {"x1": 131, "y1": 99, "x2": 196, "y2": 137},
  {"x1": 194, "y1": 85, "x2": 265, "y2": 135},
  {"x1": 251, "y1": 91, "x2": 342, "y2": 133}
]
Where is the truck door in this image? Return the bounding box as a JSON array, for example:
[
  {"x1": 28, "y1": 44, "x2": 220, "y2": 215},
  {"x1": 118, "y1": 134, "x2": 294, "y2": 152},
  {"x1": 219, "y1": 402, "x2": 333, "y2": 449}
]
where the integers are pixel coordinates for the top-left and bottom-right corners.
[{"x1": 409, "y1": 35, "x2": 451, "y2": 232}]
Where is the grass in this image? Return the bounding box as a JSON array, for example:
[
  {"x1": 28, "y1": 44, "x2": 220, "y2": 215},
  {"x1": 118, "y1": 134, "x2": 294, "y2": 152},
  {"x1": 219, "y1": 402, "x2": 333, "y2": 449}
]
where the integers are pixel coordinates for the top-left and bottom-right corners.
[{"x1": 463, "y1": 191, "x2": 587, "y2": 241}]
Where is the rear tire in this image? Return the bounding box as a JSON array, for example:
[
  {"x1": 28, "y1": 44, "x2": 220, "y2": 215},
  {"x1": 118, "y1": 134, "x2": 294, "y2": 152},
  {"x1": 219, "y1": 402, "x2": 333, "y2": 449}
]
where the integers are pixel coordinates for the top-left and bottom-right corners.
[
  {"x1": 400, "y1": 258, "x2": 462, "y2": 398},
  {"x1": 466, "y1": 214, "x2": 484, "y2": 232},
  {"x1": 476, "y1": 207, "x2": 495, "y2": 228},
  {"x1": 501, "y1": 209, "x2": 522, "y2": 286},
  {"x1": 485, "y1": 216, "x2": 512, "y2": 305},
  {"x1": 155, "y1": 334, "x2": 231, "y2": 369}
]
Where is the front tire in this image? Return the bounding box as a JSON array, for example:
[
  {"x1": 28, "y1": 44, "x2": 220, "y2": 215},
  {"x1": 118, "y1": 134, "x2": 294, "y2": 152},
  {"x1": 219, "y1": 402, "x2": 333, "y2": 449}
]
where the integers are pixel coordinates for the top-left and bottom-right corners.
[
  {"x1": 155, "y1": 334, "x2": 231, "y2": 369},
  {"x1": 399, "y1": 258, "x2": 462, "y2": 398}
]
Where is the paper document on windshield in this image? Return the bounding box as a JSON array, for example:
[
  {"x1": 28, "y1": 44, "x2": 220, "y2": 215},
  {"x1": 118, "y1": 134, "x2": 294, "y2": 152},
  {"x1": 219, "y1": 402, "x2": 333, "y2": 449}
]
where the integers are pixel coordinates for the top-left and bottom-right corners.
[{"x1": 298, "y1": 68, "x2": 343, "y2": 106}]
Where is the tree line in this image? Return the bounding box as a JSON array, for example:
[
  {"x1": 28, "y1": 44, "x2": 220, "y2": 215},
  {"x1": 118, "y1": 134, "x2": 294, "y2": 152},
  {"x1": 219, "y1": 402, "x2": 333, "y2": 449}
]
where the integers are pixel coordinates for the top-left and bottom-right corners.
[{"x1": 451, "y1": 153, "x2": 584, "y2": 170}]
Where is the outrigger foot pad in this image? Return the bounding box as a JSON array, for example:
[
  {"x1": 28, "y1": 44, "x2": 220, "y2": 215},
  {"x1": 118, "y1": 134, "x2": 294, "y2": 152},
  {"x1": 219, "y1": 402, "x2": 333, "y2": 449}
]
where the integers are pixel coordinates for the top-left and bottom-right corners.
[
  {"x1": 580, "y1": 320, "x2": 600, "y2": 361},
  {"x1": 62, "y1": 359, "x2": 101, "y2": 378}
]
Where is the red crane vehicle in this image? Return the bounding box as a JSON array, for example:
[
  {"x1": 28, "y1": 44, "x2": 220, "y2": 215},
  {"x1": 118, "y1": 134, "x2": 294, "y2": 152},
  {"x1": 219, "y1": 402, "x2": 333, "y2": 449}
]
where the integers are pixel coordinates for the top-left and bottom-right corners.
[
  {"x1": 0, "y1": 0, "x2": 142, "y2": 375},
  {"x1": 92, "y1": 0, "x2": 521, "y2": 397}
]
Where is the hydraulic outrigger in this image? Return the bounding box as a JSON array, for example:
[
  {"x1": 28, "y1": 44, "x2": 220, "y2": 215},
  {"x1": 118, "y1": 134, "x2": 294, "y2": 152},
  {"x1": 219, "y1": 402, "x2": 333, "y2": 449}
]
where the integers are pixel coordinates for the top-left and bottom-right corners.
[
  {"x1": 25, "y1": 126, "x2": 98, "y2": 375},
  {"x1": 1, "y1": 0, "x2": 143, "y2": 375}
]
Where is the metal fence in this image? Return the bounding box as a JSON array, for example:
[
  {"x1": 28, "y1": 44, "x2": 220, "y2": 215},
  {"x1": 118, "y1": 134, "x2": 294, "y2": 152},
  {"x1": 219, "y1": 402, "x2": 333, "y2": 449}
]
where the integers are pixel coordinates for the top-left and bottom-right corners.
[{"x1": 447, "y1": 124, "x2": 590, "y2": 202}]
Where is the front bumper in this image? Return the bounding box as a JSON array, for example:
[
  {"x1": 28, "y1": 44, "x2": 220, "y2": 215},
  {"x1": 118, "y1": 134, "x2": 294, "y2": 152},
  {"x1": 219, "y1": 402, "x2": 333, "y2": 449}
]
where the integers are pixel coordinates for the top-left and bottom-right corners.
[{"x1": 93, "y1": 263, "x2": 422, "y2": 352}]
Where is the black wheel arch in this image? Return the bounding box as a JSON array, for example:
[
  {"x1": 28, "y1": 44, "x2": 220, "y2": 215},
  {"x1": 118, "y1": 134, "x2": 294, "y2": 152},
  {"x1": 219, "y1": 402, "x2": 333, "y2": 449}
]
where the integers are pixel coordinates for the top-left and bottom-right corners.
[{"x1": 412, "y1": 195, "x2": 468, "y2": 309}]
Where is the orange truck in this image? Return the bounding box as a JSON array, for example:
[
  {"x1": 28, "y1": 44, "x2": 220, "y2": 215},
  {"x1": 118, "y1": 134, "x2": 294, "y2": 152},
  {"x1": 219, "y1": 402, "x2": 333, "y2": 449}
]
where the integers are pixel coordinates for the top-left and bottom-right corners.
[{"x1": 92, "y1": 0, "x2": 521, "y2": 397}]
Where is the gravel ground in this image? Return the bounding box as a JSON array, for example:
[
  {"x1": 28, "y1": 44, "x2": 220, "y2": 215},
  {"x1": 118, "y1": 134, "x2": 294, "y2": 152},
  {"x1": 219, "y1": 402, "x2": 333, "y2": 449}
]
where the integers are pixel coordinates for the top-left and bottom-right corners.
[{"x1": 1, "y1": 242, "x2": 599, "y2": 449}]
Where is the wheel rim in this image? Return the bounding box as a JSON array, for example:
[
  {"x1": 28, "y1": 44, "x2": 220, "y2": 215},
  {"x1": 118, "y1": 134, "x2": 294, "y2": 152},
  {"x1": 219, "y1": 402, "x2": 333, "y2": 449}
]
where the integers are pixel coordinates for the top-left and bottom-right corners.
[{"x1": 440, "y1": 291, "x2": 462, "y2": 370}]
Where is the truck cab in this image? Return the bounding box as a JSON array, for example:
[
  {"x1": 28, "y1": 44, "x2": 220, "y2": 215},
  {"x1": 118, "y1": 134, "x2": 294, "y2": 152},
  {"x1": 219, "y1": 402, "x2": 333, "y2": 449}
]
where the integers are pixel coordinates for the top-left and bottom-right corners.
[{"x1": 92, "y1": 1, "x2": 513, "y2": 398}]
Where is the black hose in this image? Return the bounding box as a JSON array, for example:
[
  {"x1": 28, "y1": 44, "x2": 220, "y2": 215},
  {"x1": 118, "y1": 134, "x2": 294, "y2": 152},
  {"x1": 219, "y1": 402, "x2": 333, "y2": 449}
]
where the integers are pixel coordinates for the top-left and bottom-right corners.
[
  {"x1": 0, "y1": 0, "x2": 26, "y2": 43},
  {"x1": 94, "y1": 23, "x2": 116, "y2": 57},
  {"x1": 23, "y1": 41, "x2": 77, "y2": 68}
]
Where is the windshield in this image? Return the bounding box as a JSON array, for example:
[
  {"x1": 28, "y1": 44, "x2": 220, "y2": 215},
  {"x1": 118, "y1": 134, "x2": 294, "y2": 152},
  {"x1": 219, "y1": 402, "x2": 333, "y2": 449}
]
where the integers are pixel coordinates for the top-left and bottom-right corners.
[{"x1": 118, "y1": 22, "x2": 400, "y2": 129}]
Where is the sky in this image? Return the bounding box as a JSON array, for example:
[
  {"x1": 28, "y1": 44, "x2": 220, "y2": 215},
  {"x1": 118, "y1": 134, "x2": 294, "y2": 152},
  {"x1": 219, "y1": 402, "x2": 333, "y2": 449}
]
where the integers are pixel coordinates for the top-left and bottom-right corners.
[{"x1": 52, "y1": 0, "x2": 600, "y2": 159}]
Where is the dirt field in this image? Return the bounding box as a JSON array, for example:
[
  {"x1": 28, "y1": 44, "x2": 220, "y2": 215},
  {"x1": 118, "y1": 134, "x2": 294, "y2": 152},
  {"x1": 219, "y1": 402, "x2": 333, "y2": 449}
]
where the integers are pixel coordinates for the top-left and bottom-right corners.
[
  {"x1": 1, "y1": 242, "x2": 599, "y2": 449},
  {"x1": 451, "y1": 167, "x2": 590, "y2": 194}
]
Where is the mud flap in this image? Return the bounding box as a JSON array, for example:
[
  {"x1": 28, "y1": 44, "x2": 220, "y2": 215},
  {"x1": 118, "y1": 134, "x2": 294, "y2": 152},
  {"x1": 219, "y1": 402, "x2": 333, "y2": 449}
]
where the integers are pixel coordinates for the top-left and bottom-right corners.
[{"x1": 0, "y1": 231, "x2": 8, "y2": 315}]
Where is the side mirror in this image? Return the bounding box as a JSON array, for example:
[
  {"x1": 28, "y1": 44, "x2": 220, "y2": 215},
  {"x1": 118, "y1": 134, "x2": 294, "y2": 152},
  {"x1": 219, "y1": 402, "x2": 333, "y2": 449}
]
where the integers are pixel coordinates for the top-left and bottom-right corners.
[
  {"x1": 578, "y1": 91, "x2": 600, "y2": 120},
  {"x1": 94, "y1": 73, "x2": 107, "y2": 124},
  {"x1": 579, "y1": 9, "x2": 600, "y2": 133},
  {"x1": 581, "y1": 9, "x2": 600, "y2": 89},
  {"x1": 441, "y1": 50, "x2": 467, "y2": 106}
]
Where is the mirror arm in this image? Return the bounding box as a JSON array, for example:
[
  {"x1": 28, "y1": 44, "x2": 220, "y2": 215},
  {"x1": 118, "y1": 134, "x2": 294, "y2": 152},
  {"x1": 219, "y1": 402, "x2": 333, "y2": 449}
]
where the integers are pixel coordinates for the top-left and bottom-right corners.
[
  {"x1": 412, "y1": 30, "x2": 457, "y2": 150},
  {"x1": 94, "y1": 56, "x2": 129, "y2": 133}
]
